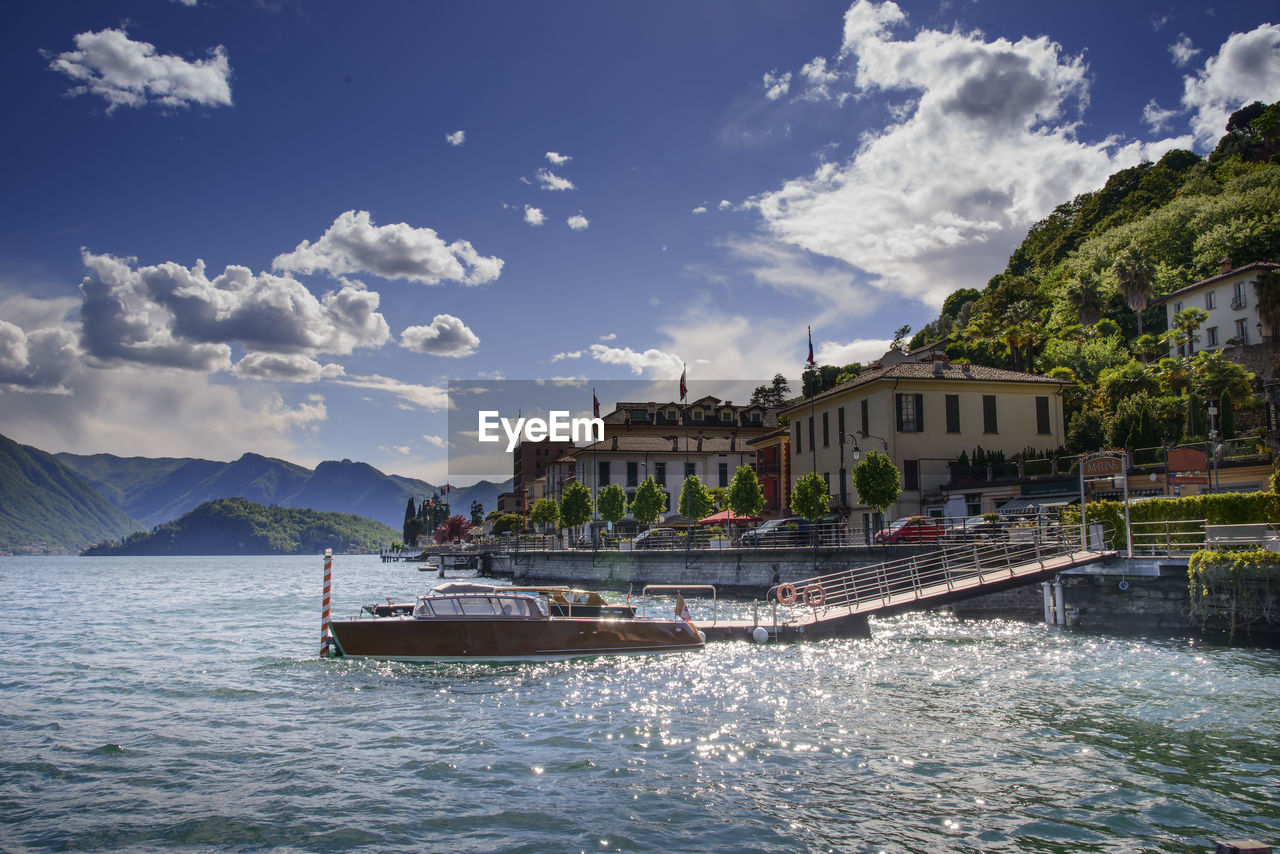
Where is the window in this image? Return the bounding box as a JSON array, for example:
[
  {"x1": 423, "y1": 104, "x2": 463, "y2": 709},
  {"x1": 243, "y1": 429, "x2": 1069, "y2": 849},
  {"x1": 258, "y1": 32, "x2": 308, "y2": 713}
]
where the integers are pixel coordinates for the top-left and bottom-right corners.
[
  {"x1": 808, "y1": 417, "x2": 815, "y2": 452},
  {"x1": 1036, "y1": 396, "x2": 1050, "y2": 435},
  {"x1": 982, "y1": 395, "x2": 998, "y2": 434},
  {"x1": 629, "y1": 409, "x2": 648, "y2": 421},
  {"x1": 626, "y1": 461, "x2": 638, "y2": 487},
  {"x1": 860, "y1": 399, "x2": 869, "y2": 436},
  {"x1": 1236, "y1": 318, "x2": 1249, "y2": 343},
  {"x1": 666, "y1": 409, "x2": 677, "y2": 420},
  {"x1": 692, "y1": 410, "x2": 704, "y2": 421},
  {"x1": 598, "y1": 460, "x2": 610, "y2": 485},
  {"x1": 895, "y1": 393, "x2": 923, "y2": 433},
  {"x1": 1206, "y1": 326, "x2": 1219, "y2": 347},
  {"x1": 945, "y1": 395, "x2": 960, "y2": 434},
  {"x1": 1174, "y1": 301, "x2": 1182, "y2": 314},
  {"x1": 794, "y1": 421, "x2": 801, "y2": 455},
  {"x1": 718, "y1": 462, "x2": 728, "y2": 487},
  {"x1": 1205, "y1": 290, "x2": 1216, "y2": 310},
  {"x1": 1234, "y1": 281, "x2": 1247, "y2": 309},
  {"x1": 903, "y1": 460, "x2": 919, "y2": 491},
  {"x1": 654, "y1": 461, "x2": 666, "y2": 486},
  {"x1": 749, "y1": 410, "x2": 762, "y2": 423},
  {"x1": 837, "y1": 406, "x2": 845, "y2": 443},
  {"x1": 685, "y1": 462, "x2": 696, "y2": 478},
  {"x1": 822, "y1": 412, "x2": 830, "y2": 447},
  {"x1": 822, "y1": 472, "x2": 830, "y2": 491}
]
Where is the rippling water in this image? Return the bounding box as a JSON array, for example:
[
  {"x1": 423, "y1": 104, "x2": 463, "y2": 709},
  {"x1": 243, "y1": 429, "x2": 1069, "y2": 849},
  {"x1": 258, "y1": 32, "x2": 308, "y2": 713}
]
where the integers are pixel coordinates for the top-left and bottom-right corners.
[{"x1": 1, "y1": 555, "x2": 1278, "y2": 852}]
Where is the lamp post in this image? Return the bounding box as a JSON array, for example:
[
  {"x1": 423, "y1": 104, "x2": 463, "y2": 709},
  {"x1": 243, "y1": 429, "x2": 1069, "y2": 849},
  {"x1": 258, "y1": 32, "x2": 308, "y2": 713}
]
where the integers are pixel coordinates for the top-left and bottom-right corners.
[{"x1": 1207, "y1": 403, "x2": 1220, "y2": 493}]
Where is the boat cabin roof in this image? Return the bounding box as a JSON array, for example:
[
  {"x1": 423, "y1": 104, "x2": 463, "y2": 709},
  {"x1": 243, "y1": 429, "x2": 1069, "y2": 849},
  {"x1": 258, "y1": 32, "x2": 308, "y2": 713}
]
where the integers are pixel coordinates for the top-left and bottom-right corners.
[
  {"x1": 430, "y1": 582, "x2": 609, "y2": 607},
  {"x1": 412, "y1": 593, "x2": 549, "y2": 620}
]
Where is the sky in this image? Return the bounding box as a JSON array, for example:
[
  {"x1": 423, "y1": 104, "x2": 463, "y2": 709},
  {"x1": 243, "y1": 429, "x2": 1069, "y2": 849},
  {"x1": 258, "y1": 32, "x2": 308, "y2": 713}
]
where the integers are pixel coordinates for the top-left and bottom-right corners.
[{"x1": 2, "y1": 0, "x2": 1278, "y2": 484}]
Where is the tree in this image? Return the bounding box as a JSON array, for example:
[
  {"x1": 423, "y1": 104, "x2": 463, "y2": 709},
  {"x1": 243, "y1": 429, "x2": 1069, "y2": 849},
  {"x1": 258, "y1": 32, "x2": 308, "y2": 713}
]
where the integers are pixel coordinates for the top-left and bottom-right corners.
[
  {"x1": 750, "y1": 373, "x2": 791, "y2": 408},
  {"x1": 678, "y1": 474, "x2": 713, "y2": 521},
  {"x1": 529, "y1": 497, "x2": 560, "y2": 531},
  {"x1": 709, "y1": 486, "x2": 729, "y2": 512},
  {"x1": 1065, "y1": 270, "x2": 1104, "y2": 327},
  {"x1": 1112, "y1": 247, "x2": 1155, "y2": 335},
  {"x1": 559, "y1": 480, "x2": 593, "y2": 530},
  {"x1": 597, "y1": 484, "x2": 628, "y2": 526},
  {"x1": 434, "y1": 515, "x2": 470, "y2": 543},
  {"x1": 1219, "y1": 390, "x2": 1236, "y2": 440},
  {"x1": 790, "y1": 472, "x2": 831, "y2": 523},
  {"x1": 470, "y1": 500, "x2": 484, "y2": 526},
  {"x1": 1065, "y1": 409, "x2": 1106, "y2": 454},
  {"x1": 727, "y1": 464, "x2": 766, "y2": 518},
  {"x1": 1169, "y1": 307, "x2": 1209, "y2": 357},
  {"x1": 852, "y1": 450, "x2": 900, "y2": 526},
  {"x1": 1255, "y1": 269, "x2": 1280, "y2": 340},
  {"x1": 492, "y1": 513, "x2": 523, "y2": 535},
  {"x1": 890, "y1": 324, "x2": 912, "y2": 352},
  {"x1": 630, "y1": 477, "x2": 667, "y2": 525}
]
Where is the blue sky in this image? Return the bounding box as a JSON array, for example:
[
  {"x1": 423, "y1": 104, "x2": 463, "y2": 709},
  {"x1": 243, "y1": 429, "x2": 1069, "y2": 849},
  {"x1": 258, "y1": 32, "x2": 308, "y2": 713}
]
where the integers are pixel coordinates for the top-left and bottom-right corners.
[{"x1": 1, "y1": 0, "x2": 1277, "y2": 484}]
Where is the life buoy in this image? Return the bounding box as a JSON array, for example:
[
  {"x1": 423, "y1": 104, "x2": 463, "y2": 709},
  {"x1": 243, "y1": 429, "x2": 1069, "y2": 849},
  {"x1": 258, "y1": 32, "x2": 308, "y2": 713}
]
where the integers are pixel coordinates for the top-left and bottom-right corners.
[
  {"x1": 1118, "y1": 579, "x2": 1129, "y2": 591},
  {"x1": 804, "y1": 584, "x2": 826, "y2": 608},
  {"x1": 777, "y1": 583, "x2": 797, "y2": 605}
]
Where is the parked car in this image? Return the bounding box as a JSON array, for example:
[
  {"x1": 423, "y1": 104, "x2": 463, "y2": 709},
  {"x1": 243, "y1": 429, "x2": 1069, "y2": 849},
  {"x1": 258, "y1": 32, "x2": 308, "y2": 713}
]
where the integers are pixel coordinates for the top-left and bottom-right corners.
[
  {"x1": 738, "y1": 517, "x2": 815, "y2": 547},
  {"x1": 945, "y1": 515, "x2": 1008, "y2": 542},
  {"x1": 633, "y1": 527, "x2": 679, "y2": 549},
  {"x1": 875, "y1": 516, "x2": 945, "y2": 544}
]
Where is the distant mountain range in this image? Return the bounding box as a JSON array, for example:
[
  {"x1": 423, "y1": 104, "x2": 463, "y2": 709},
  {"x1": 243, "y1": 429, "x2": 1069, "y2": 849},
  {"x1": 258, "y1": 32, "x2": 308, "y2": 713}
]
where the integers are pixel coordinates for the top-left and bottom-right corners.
[{"x1": 0, "y1": 431, "x2": 510, "y2": 553}]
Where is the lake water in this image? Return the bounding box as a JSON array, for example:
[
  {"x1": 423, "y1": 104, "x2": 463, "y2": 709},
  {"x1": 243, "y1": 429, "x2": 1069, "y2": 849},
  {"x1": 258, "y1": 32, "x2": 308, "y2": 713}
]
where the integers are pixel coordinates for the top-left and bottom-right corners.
[{"x1": 1, "y1": 554, "x2": 1278, "y2": 853}]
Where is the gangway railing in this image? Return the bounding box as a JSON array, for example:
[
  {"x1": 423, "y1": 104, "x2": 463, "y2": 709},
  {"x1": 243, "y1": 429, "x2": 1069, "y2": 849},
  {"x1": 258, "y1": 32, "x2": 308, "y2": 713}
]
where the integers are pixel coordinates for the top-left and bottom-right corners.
[{"x1": 766, "y1": 523, "x2": 1108, "y2": 618}]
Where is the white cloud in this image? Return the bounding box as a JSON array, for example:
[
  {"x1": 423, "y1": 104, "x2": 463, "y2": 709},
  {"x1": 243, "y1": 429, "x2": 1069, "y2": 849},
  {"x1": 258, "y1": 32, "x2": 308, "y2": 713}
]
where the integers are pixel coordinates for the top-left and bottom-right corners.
[
  {"x1": 567, "y1": 214, "x2": 590, "y2": 230},
  {"x1": 798, "y1": 56, "x2": 847, "y2": 102},
  {"x1": 273, "y1": 210, "x2": 503, "y2": 285},
  {"x1": 815, "y1": 336, "x2": 893, "y2": 365},
  {"x1": 48, "y1": 28, "x2": 231, "y2": 113},
  {"x1": 79, "y1": 251, "x2": 391, "y2": 370},
  {"x1": 535, "y1": 168, "x2": 576, "y2": 191},
  {"x1": 1170, "y1": 34, "x2": 1201, "y2": 68},
  {"x1": 446, "y1": 130, "x2": 466, "y2": 146},
  {"x1": 599, "y1": 333, "x2": 616, "y2": 342},
  {"x1": 692, "y1": 205, "x2": 708, "y2": 215},
  {"x1": 399, "y1": 314, "x2": 480, "y2": 357},
  {"x1": 546, "y1": 151, "x2": 572, "y2": 165},
  {"x1": 763, "y1": 70, "x2": 792, "y2": 100},
  {"x1": 1142, "y1": 99, "x2": 1181, "y2": 134},
  {"x1": 1181, "y1": 23, "x2": 1280, "y2": 147},
  {"x1": 422, "y1": 434, "x2": 447, "y2": 448},
  {"x1": 551, "y1": 350, "x2": 582, "y2": 361},
  {"x1": 524, "y1": 205, "x2": 547, "y2": 226},
  {"x1": 748, "y1": 0, "x2": 1175, "y2": 308},
  {"x1": 588, "y1": 343, "x2": 684, "y2": 377},
  {"x1": 0, "y1": 320, "x2": 80, "y2": 392},
  {"x1": 699, "y1": 236, "x2": 871, "y2": 309},
  {"x1": 332, "y1": 373, "x2": 449, "y2": 409},
  {"x1": 718, "y1": 200, "x2": 732, "y2": 211},
  {"x1": 231, "y1": 352, "x2": 346, "y2": 382}
]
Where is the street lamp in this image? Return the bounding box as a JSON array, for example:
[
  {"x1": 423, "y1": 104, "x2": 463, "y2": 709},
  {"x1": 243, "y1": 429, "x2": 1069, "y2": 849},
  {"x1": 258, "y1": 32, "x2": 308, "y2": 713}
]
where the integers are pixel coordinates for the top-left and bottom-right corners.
[
  {"x1": 1207, "y1": 403, "x2": 1220, "y2": 493},
  {"x1": 838, "y1": 432, "x2": 862, "y2": 508}
]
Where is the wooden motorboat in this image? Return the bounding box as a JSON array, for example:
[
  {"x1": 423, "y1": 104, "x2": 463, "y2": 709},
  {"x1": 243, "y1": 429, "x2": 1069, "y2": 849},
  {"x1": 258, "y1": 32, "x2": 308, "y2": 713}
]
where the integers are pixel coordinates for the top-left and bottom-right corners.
[
  {"x1": 331, "y1": 589, "x2": 702, "y2": 662},
  {"x1": 361, "y1": 582, "x2": 638, "y2": 619}
]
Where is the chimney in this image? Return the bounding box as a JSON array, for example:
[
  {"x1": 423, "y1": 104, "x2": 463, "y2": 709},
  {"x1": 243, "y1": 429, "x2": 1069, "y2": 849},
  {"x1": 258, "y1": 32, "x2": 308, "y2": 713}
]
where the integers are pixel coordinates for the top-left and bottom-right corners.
[
  {"x1": 697, "y1": 433, "x2": 703, "y2": 452},
  {"x1": 672, "y1": 436, "x2": 678, "y2": 452},
  {"x1": 1221, "y1": 257, "x2": 1233, "y2": 275},
  {"x1": 961, "y1": 363, "x2": 972, "y2": 376},
  {"x1": 611, "y1": 436, "x2": 618, "y2": 451}
]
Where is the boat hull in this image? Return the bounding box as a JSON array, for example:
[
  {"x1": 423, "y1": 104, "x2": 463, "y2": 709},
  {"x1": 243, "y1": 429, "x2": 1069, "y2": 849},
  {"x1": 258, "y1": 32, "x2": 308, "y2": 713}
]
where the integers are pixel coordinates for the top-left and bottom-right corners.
[{"x1": 329, "y1": 616, "x2": 703, "y2": 662}]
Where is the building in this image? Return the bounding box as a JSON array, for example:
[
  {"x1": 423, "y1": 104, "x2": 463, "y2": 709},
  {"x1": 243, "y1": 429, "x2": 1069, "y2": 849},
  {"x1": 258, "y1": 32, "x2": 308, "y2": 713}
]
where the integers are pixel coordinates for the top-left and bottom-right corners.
[
  {"x1": 599, "y1": 397, "x2": 775, "y2": 438},
  {"x1": 780, "y1": 358, "x2": 1068, "y2": 526},
  {"x1": 1157, "y1": 259, "x2": 1280, "y2": 355},
  {"x1": 746, "y1": 427, "x2": 790, "y2": 518},
  {"x1": 568, "y1": 433, "x2": 756, "y2": 525},
  {"x1": 512, "y1": 437, "x2": 576, "y2": 519}
]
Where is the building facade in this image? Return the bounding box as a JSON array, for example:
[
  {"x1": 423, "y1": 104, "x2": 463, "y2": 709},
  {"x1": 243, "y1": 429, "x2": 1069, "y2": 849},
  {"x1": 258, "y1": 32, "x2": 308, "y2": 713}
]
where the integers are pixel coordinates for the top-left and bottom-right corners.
[
  {"x1": 1157, "y1": 259, "x2": 1280, "y2": 355},
  {"x1": 780, "y1": 360, "x2": 1067, "y2": 524}
]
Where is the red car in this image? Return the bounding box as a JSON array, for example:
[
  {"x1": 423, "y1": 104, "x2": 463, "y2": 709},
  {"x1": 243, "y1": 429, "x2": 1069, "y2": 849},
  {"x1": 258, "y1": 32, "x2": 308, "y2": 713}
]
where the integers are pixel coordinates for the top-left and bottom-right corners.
[{"x1": 875, "y1": 516, "x2": 945, "y2": 543}]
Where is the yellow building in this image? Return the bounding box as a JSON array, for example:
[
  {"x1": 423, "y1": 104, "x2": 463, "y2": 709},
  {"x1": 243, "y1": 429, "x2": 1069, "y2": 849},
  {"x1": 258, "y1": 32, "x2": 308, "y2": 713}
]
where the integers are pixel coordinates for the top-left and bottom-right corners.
[{"x1": 781, "y1": 359, "x2": 1067, "y2": 524}]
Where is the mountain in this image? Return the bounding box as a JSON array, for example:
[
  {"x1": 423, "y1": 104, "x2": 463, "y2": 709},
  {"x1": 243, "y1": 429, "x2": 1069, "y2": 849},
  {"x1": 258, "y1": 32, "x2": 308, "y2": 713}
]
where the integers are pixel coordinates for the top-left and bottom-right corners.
[
  {"x1": 56, "y1": 450, "x2": 511, "y2": 530},
  {"x1": 0, "y1": 434, "x2": 142, "y2": 554},
  {"x1": 82, "y1": 497, "x2": 398, "y2": 556}
]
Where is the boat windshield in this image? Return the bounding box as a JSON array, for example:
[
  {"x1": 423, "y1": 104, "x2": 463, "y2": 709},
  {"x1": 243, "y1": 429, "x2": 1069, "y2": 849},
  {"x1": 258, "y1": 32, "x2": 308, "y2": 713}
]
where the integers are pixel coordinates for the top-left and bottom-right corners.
[{"x1": 413, "y1": 594, "x2": 544, "y2": 618}]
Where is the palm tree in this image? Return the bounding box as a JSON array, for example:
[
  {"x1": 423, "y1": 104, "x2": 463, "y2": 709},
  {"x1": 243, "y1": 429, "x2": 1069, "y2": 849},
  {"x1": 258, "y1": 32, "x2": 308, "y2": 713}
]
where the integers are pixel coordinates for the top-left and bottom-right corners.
[
  {"x1": 1065, "y1": 270, "x2": 1104, "y2": 328},
  {"x1": 1001, "y1": 300, "x2": 1043, "y2": 372},
  {"x1": 1112, "y1": 248, "x2": 1155, "y2": 335},
  {"x1": 1254, "y1": 269, "x2": 1280, "y2": 341}
]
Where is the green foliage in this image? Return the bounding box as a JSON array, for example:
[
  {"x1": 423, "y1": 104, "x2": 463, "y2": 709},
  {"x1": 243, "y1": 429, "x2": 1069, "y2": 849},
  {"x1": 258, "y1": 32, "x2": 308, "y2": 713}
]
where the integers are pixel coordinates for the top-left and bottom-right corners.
[
  {"x1": 1187, "y1": 547, "x2": 1280, "y2": 631},
  {"x1": 630, "y1": 477, "x2": 667, "y2": 525},
  {"x1": 470, "y1": 500, "x2": 484, "y2": 526},
  {"x1": 727, "y1": 464, "x2": 766, "y2": 518},
  {"x1": 709, "y1": 486, "x2": 729, "y2": 512},
  {"x1": 529, "y1": 497, "x2": 560, "y2": 530},
  {"x1": 82, "y1": 497, "x2": 398, "y2": 555},
  {"x1": 597, "y1": 484, "x2": 628, "y2": 525},
  {"x1": 852, "y1": 449, "x2": 901, "y2": 513},
  {"x1": 1065, "y1": 409, "x2": 1106, "y2": 454},
  {"x1": 558, "y1": 480, "x2": 593, "y2": 529},
  {"x1": 750, "y1": 373, "x2": 792, "y2": 408},
  {"x1": 492, "y1": 513, "x2": 523, "y2": 535},
  {"x1": 1064, "y1": 492, "x2": 1280, "y2": 551},
  {"x1": 790, "y1": 472, "x2": 830, "y2": 523},
  {"x1": 678, "y1": 474, "x2": 714, "y2": 521}
]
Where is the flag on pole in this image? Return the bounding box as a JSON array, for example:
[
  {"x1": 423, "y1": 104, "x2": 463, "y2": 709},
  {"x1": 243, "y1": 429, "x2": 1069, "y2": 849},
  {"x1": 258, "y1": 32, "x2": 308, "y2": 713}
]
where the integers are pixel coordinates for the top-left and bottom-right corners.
[
  {"x1": 593, "y1": 390, "x2": 600, "y2": 418},
  {"x1": 679, "y1": 365, "x2": 687, "y2": 402},
  {"x1": 807, "y1": 326, "x2": 816, "y2": 367},
  {"x1": 674, "y1": 591, "x2": 690, "y2": 621}
]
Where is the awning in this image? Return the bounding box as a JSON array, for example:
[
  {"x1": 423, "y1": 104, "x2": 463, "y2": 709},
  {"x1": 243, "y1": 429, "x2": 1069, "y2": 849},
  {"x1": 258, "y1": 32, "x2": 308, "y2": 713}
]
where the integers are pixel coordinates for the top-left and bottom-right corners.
[{"x1": 996, "y1": 493, "x2": 1079, "y2": 515}]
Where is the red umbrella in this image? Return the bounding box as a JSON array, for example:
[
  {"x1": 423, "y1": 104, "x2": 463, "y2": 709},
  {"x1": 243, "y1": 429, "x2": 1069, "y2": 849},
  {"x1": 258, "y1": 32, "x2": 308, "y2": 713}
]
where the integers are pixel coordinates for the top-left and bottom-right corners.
[{"x1": 698, "y1": 509, "x2": 762, "y2": 525}]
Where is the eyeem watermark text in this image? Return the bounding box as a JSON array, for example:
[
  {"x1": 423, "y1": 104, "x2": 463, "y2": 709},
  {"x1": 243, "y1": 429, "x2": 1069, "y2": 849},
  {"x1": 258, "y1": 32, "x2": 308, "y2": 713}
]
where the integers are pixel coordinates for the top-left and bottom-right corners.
[{"x1": 477, "y1": 411, "x2": 604, "y2": 452}]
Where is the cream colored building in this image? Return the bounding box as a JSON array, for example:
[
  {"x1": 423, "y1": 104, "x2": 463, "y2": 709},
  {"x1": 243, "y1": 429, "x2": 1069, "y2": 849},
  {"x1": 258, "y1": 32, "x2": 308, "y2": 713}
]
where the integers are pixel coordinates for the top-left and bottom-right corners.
[
  {"x1": 781, "y1": 360, "x2": 1067, "y2": 524},
  {"x1": 1157, "y1": 259, "x2": 1280, "y2": 354}
]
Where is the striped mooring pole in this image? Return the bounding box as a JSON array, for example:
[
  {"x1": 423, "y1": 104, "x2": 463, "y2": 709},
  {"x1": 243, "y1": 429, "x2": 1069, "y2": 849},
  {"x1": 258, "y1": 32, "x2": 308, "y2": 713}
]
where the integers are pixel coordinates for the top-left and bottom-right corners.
[{"x1": 320, "y1": 548, "x2": 333, "y2": 657}]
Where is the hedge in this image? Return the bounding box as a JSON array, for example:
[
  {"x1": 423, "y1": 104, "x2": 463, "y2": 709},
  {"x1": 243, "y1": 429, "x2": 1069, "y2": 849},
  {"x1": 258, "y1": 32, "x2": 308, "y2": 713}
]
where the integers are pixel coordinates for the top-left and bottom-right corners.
[{"x1": 1061, "y1": 491, "x2": 1280, "y2": 551}]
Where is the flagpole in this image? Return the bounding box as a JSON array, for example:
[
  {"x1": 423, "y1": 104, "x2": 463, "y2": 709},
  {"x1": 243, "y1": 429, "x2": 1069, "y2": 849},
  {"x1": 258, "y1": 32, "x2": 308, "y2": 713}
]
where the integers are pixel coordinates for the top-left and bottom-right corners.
[{"x1": 808, "y1": 327, "x2": 817, "y2": 573}]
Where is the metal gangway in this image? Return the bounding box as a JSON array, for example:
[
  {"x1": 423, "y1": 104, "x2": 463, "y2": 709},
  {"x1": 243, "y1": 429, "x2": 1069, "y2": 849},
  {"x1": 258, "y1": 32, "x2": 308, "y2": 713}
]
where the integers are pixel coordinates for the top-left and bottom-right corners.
[{"x1": 766, "y1": 525, "x2": 1111, "y2": 623}]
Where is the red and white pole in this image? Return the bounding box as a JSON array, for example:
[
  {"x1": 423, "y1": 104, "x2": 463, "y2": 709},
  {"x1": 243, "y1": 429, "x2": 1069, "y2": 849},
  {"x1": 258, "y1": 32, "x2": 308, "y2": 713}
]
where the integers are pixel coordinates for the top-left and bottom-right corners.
[{"x1": 320, "y1": 548, "x2": 333, "y2": 656}]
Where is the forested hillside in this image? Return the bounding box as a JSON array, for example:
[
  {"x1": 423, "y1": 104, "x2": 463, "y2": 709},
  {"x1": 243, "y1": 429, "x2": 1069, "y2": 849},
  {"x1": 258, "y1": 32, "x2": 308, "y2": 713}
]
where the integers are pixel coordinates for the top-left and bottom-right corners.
[
  {"x1": 0, "y1": 434, "x2": 142, "y2": 553},
  {"x1": 904, "y1": 100, "x2": 1280, "y2": 453},
  {"x1": 82, "y1": 497, "x2": 398, "y2": 556}
]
